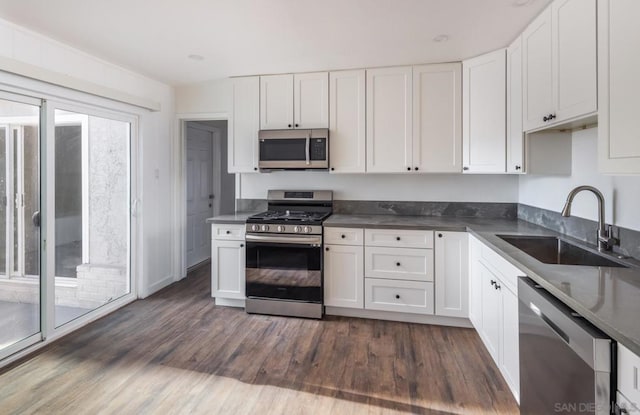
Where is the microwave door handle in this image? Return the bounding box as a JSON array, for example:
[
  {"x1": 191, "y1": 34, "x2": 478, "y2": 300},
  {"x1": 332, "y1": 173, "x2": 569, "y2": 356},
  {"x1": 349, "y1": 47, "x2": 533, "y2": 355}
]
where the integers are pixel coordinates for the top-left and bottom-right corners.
[{"x1": 305, "y1": 133, "x2": 310, "y2": 165}]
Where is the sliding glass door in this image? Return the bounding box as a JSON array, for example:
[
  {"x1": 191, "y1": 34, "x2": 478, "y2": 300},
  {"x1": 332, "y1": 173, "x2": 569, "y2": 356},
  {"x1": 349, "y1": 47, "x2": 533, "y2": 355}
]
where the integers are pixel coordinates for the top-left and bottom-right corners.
[
  {"x1": 0, "y1": 93, "x2": 41, "y2": 358},
  {"x1": 0, "y1": 90, "x2": 136, "y2": 363},
  {"x1": 51, "y1": 108, "x2": 131, "y2": 328}
]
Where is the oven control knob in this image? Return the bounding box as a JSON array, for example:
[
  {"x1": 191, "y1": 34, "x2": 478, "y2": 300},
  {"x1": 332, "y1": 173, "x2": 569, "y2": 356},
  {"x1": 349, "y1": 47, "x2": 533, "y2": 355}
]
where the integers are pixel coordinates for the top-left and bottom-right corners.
[
  {"x1": 277, "y1": 225, "x2": 285, "y2": 232},
  {"x1": 293, "y1": 226, "x2": 301, "y2": 233},
  {"x1": 261, "y1": 224, "x2": 270, "y2": 232},
  {"x1": 304, "y1": 226, "x2": 312, "y2": 233},
  {"x1": 251, "y1": 224, "x2": 259, "y2": 232}
]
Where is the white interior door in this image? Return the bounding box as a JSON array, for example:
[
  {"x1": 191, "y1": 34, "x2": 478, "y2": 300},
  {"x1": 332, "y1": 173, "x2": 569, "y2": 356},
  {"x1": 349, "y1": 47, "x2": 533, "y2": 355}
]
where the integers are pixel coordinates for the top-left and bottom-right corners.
[{"x1": 186, "y1": 124, "x2": 213, "y2": 268}]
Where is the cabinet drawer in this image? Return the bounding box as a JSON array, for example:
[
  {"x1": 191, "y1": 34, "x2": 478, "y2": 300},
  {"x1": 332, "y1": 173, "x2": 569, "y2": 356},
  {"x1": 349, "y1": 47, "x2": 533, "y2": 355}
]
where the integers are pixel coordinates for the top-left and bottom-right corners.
[
  {"x1": 365, "y1": 247, "x2": 434, "y2": 282},
  {"x1": 617, "y1": 391, "x2": 639, "y2": 414},
  {"x1": 365, "y1": 278, "x2": 434, "y2": 315},
  {"x1": 212, "y1": 224, "x2": 245, "y2": 241},
  {"x1": 480, "y1": 243, "x2": 523, "y2": 292},
  {"x1": 324, "y1": 227, "x2": 364, "y2": 245},
  {"x1": 365, "y1": 229, "x2": 434, "y2": 249},
  {"x1": 619, "y1": 344, "x2": 640, "y2": 406}
]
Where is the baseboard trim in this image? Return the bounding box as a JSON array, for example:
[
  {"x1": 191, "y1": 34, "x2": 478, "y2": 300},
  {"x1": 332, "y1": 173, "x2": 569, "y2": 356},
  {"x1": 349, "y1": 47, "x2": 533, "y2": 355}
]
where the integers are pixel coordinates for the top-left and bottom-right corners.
[
  {"x1": 214, "y1": 297, "x2": 245, "y2": 308},
  {"x1": 325, "y1": 306, "x2": 473, "y2": 327},
  {"x1": 142, "y1": 275, "x2": 175, "y2": 298}
]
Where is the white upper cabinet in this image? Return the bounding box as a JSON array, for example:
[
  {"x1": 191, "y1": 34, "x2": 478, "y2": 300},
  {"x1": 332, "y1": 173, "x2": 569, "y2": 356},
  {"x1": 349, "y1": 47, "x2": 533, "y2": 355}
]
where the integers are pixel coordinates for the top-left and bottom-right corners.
[
  {"x1": 366, "y1": 66, "x2": 413, "y2": 173},
  {"x1": 260, "y1": 74, "x2": 294, "y2": 130},
  {"x1": 552, "y1": 0, "x2": 597, "y2": 122},
  {"x1": 522, "y1": 7, "x2": 553, "y2": 131},
  {"x1": 523, "y1": 0, "x2": 597, "y2": 131},
  {"x1": 506, "y1": 36, "x2": 524, "y2": 174},
  {"x1": 598, "y1": 0, "x2": 640, "y2": 174},
  {"x1": 413, "y1": 63, "x2": 462, "y2": 173},
  {"x1": 329, "y1": 70, "x2": 366, "y2": 173},
  {"x1": 462, "y1": 49, "x2": 507, "y2": 173},
  {"x1": 228, "y1": 76, "x2": 260, "y2": 173},
  {"x1": 294, "y1": 72, "x2": 329, "y2": 129},
  {"x1": 260, "y1": 72, "x2": 328, "y2": 130}
]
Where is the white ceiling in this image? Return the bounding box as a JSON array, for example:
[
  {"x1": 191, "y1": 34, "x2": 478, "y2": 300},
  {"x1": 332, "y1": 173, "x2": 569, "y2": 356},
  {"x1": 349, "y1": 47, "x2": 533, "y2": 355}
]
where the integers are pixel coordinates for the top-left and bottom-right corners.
[{"x1": 0, "y1": 0, "x2": 551, "y2": 86}]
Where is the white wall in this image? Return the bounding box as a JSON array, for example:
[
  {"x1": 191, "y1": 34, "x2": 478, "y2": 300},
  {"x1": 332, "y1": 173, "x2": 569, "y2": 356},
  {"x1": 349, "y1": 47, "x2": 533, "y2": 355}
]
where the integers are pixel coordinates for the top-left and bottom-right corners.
[
  {"x1": 0, "y1": 17, "x2": 176, "y2": 297},
  {"x1": 519, "y1": 127, "x2": 640, "y2": 231},
  {"x1": 239, "y1": 172, "x2": 518, "y2": 202}
]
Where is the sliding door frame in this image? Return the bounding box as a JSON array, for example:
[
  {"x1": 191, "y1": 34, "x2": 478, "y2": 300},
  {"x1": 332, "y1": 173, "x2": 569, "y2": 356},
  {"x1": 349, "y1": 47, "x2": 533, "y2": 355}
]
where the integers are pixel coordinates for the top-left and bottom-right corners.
[
  {"x1": 42, "y1": 100, "x2": 138, "y2": 339},
  {"x1": 0, "y1": 73, "x2": 143, "y2": 367},
  {"x1": 0, "y1": 90, "x2": 43, "y2": 361}
]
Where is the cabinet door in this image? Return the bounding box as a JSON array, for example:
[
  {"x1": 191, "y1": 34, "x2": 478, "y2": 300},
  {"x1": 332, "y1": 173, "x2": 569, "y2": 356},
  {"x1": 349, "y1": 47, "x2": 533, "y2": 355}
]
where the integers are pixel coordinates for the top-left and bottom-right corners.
[
  {"x1": 366, "y1": 66, "x2": 412, "y2": 173},
  {"x1": 294, "y1": 72, "x2": 328, "y2": 129},
  {"x1": 260, "y1": 74, "x2": 294, "y2": 130},
  {"x1": 462, "y1": 49, "x2": 506, "y2": 173},
  {"x1": 480, "y1": 262, "x2": 502, "y2": 363},
  {"x1": 413, "y1": 63, "x2": 462, "y2": 173},
  {"x1": 434, "y1": 232, "x2": 469, "y2": 318},
  {"x1": 552, "y1": 0, "x2": 597, "y2": 123},
  {"x1": 211, "y1": 240, "x2": 245, "y2": 300},
  {"x1": 329, "y1": 70, "x2": 366, "y2": 173},
  {"x1": 228, "y1": 76, "x2": 259, "y2": 173},
  {"x1": 522, "y1": 6, "x2": 553, "y2": 131},
  {"x1": 324, "y1": 244, "x2": 364, "y2": 309},
  {"x1": 468, "y1": 235, "x2": 483, "y2": 331},
  {"x1": 598, "y1": 0, "x2": 640, "y2": 174},
  {"x1": 506, "y1": 37, "x2": 524, "y2": 174},
  {"x1": 501, "y1": 286, "x2": 520, "y2": 402}
]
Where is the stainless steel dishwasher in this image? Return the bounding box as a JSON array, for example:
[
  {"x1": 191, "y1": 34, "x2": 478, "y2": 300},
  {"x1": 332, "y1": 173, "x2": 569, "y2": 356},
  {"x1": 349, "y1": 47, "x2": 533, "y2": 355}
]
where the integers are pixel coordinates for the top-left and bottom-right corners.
[{"x1": 519, "y1": 277, "x2": 613, "y2": 415}]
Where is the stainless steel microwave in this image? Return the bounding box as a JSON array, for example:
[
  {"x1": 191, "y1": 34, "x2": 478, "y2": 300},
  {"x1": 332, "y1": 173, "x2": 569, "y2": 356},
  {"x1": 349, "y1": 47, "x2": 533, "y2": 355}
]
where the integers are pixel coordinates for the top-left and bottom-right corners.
[{"x1": 258, "y1": 129, "x2": 329, "y2": 171}]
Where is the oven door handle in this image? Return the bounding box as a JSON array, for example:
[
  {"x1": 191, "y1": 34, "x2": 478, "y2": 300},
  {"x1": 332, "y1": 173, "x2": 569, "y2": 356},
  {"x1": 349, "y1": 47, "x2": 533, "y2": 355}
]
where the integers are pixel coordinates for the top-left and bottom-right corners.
[{"x1": 246, "y1": 234, "x2": 322, "y2": 246}]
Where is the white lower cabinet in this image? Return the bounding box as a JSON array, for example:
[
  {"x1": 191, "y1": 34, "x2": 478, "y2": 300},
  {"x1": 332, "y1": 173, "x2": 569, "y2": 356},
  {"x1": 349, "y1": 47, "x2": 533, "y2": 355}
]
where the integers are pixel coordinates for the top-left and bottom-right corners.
[
  {"x1": 365, "y1": 278, "x2": 434, "y2": 315},
  {"x1": 434, "y1": 232, "x2": 469, "y2": 318},
  {"x1": 469, "y1": 234, "x2": 522, "y2": 402},
  {"x1": 618, "y1": 344, "x2": 640, "y2": 409},
  {"x1": 324, "y1": 244, "x2": 364, "y2": 309},
  {"x1": 211, "y1": 224, "x2": 245, "y2": 303},
  {"x1": 468, "y1": 235, "x2": 483, "y2": 330},
  {"x1": 480, "y1": 263, "x2": 502, "y2": 362},
  {"x1": 501, "y1": 286, "x2": 520, "y2": 401}
]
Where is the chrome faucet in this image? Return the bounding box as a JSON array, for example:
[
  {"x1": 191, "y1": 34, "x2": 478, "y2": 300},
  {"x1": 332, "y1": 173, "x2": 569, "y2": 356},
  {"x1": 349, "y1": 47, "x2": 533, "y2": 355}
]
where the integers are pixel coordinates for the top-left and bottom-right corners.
[{"x1": 561, "y1": 185, "x2": 618, "y2": 251}]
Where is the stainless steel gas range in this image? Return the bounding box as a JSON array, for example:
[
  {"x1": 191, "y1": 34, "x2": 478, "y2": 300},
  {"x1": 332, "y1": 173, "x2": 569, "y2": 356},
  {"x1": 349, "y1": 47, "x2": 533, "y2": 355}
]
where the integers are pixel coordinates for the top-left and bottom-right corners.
[{"x1": 244, "y1": 190, "x2": 333, "y2": 319}]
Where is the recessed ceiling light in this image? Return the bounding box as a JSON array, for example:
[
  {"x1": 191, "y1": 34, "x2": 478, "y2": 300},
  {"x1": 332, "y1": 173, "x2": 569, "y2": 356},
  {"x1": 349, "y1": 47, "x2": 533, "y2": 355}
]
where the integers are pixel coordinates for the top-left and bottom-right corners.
[
  {"x1": 433, "y1": 34, "x2": 449, "y2": 43},
  {"x1": 512, "y1": 0, "x2": 534, "y2": 6},
  {"x1": 187, "y1": 54, "x2": 204, "y2": 61}
]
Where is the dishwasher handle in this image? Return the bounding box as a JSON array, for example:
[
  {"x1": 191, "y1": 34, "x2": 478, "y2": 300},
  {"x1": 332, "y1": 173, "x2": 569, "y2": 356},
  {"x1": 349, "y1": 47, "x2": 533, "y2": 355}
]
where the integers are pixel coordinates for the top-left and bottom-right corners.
[
  {"x1": 529, "y1": 301, "x2": 569, "y2": 344},
  {"x1": 518, "y1": 277, "x2": 611, "y2": 372}
]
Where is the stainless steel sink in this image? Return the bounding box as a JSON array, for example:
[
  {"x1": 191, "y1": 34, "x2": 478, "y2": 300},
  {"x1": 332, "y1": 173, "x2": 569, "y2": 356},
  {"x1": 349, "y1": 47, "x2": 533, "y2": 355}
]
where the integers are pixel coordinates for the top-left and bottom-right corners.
[{"x1": 496, "y1": 235, "x2": 628, "y2": 268}]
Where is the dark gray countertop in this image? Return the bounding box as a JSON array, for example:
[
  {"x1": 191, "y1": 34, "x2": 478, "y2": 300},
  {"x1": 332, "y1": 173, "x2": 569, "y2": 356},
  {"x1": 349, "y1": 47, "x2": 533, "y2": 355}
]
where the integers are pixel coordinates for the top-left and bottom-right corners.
[
  {"x1": 205, "y1": 212, "x2": 257, "y2": 224},
  {"x1": 326, "y1": 213, "x2": 640, "y2": 356}
]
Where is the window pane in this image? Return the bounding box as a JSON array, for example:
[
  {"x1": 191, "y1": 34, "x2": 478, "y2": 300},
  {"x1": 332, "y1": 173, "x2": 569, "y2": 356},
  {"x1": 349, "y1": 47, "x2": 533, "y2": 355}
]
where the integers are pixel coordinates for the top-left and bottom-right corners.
[
  {"x1": 0, "y1": 98, "x2": 40, "y2": 353},
  {"x1": 54, "y1": 110, "x2": 130, "y2": 328}
]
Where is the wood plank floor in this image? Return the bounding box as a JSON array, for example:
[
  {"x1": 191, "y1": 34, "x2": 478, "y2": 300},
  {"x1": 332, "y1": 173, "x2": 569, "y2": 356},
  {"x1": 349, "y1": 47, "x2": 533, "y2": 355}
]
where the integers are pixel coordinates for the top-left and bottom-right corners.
[{"x1": 0, "y1": 264, "x2": 519, "y2": 414}]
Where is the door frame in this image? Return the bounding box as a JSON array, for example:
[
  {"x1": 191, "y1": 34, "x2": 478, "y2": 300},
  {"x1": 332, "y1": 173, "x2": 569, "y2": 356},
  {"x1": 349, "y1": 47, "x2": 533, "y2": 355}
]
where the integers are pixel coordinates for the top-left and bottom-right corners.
[
  {"x1": 173, "y1": 113, "x2": 235, "y2": 281},
  {"x1": 184, "y1": 121, "x2": 217, "y2": 268}
]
